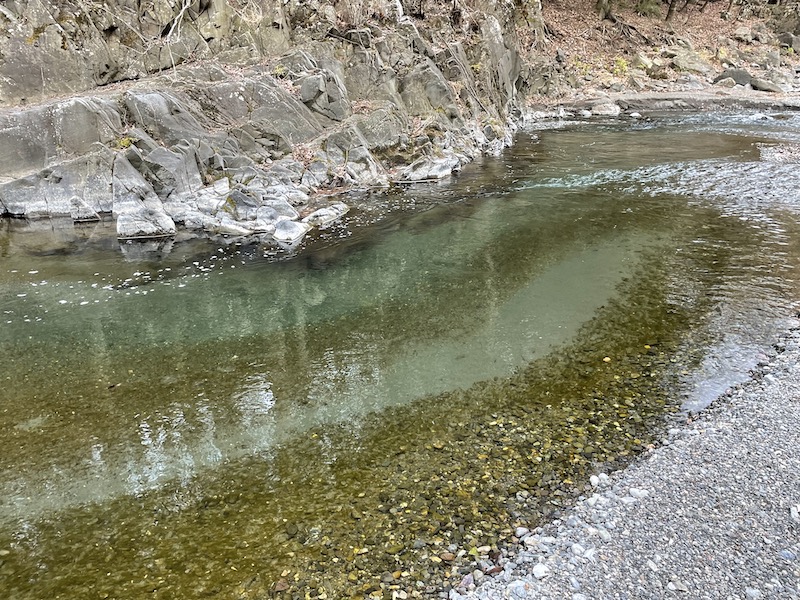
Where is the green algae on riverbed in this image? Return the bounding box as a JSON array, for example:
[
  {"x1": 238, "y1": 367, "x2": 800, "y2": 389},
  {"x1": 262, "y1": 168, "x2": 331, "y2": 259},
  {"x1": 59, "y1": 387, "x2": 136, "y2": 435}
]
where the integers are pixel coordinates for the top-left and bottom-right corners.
[{"x1": 0, "y1": 250, "x2": 722, "y2": 599}]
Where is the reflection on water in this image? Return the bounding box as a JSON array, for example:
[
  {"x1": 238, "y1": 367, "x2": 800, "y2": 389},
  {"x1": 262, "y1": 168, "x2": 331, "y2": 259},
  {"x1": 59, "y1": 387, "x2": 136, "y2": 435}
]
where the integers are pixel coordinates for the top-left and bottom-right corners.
[{"x1": 1, "y1": 112, "x2": 800, "y2": 598}]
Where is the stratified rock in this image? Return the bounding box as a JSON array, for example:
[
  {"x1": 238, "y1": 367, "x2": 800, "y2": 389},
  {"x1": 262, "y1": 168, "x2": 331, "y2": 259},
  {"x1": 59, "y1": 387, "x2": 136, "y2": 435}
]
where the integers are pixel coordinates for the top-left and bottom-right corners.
[
  {"x1": 299, "y1": 69, "x2": 351, "y2": 122},
  {"x1": 70, "y1": 195, "x2": 100, "y2": 222},
  {"x1": 213, "y1": 214, "x2": 254, "y2": 236},
  {"x1": 401, "y1": 60, "x2": 459, "y2": 117},
  {"x1": 112, "y1": 155, "x2": 176, "y2": 239},
  {"x1": 140, "y1": 146, "x2": 204, "y2": 201},
  {"x1": 259, "y1": 198, "x2": 300, "y2": 220},
  {"x1": 0, "y1": 151, "x2": 115, "y2": 217},
  {"x1": 123, "y1": 90, "x2": 213, "y2": 147},
  {"x1": 355, "y1": 107, "x2": 409, "y2": 153}
]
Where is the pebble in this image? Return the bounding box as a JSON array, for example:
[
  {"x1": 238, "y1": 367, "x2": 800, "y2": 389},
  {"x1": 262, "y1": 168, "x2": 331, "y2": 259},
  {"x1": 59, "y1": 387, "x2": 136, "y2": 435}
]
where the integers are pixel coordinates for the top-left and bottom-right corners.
[
  {"x1": 540, "y1": 536, "x2": 557, "y2": 545},
  {"x1": 532, "y1": 564, "x2": 549, "y2": 579},
  {"x1": 522, "y1": 536, "x2": 538, "y2": 549},
  {"x1": 515, "y1": 527, "x2": 530, "y2": 538},
  {"x1": 667, "y1": 580, "x2": 689, "y2": 592},
  {"x1": 461, "y1": 293, "x2": 800, "y2": 600},
  {"x1": 571, "y1": 543, "x2": 585, "y2": 557},
  {"x1": 779, "y1": 549, "x2": 797, "y2": 560},
  {"x1": 507, "y1": 580, "x2": 532, "y2": 599}
]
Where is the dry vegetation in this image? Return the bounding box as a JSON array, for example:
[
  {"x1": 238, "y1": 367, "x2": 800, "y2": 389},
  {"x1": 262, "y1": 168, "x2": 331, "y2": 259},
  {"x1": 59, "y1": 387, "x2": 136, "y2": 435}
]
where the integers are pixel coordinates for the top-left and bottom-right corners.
[{"x1": 538, "y1": 0, "x2": 774, "y2": 69}]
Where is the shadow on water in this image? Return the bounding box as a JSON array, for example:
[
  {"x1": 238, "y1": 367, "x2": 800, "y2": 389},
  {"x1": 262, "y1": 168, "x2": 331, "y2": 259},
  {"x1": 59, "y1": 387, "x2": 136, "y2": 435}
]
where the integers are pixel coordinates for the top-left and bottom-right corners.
[{"x1": 1, "y1": 112, "x2": 800, "y2": 598}]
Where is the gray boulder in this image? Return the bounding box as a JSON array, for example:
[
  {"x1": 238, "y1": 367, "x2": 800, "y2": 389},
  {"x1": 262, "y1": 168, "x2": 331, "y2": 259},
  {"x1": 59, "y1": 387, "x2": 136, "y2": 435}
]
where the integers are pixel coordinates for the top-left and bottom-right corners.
[
  {"x1": 0, "y1": 150, "x2": 114, "y2": 218},
  {"x1": 778, "y1": 32, "x2": 800, "y2": 53},
  {"x1": 402, "y1": 154, "x2": 461, "y2": 181},
  {"x1": 750, "y1": 78, "x2": 785, "y2": 93},
  {"x1": 273, "y1": 219, "x2": 311, "y2": 243},
  {"x1": 123, "y1": 90, "x2": 215, "y2": 147},
  {"x1": 591, "y1": 102, "x2": 621, "y2": 116},
  {"x1": 299, "y1": 69, "x2": 351, "y2": 122},
  {"x1": 302, "y1": 202, "x2": 349, "y2": 227},
  {"x1": 140, "y1": 146, "x2": 204, "y2": 201},
  {"x1": 70, "y1": 196, "x2": 100, "y2": 222},
  {"x1": 733, "y1": 27, "x2": 753, "y2": 43},
  {"x1": 112, "y1": 154, "x2": 176, "y2": 239},
  {"x1": 670, "y1": 49, "x2": 713, "y2": 75},
  {"x1": 258, "y1": 198, "x2": 300, "y2": 220},
  {"x1": 220, "y1": 189, "x2": 261, "y2": 221},
  {"x1": 713, "y1": 68, "x2": 753, "y2": 86},
  {"x1": 714, "y1": 77, "x2": 738, "y2": 88}
]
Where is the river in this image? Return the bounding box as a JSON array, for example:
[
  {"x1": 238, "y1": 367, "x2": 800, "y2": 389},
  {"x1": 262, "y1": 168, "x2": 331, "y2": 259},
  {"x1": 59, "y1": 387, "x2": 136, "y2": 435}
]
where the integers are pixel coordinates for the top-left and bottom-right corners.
[{"x1": 1, "y1": 111, "x2": 800, "y2": 598}]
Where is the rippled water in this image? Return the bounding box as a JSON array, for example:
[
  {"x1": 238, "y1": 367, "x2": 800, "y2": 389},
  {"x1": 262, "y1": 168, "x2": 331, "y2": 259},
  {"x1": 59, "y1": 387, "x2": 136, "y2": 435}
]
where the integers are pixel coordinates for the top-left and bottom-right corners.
[{"x1": 1, "y1": 112, "x2": 800, "y2": 598}]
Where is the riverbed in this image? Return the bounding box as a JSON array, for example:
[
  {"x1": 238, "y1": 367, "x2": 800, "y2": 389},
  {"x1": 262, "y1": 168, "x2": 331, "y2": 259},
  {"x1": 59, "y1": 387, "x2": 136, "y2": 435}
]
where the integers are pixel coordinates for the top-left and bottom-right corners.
[{"x1": 1, "y1": 111, "x2": 800, "y2": 598}]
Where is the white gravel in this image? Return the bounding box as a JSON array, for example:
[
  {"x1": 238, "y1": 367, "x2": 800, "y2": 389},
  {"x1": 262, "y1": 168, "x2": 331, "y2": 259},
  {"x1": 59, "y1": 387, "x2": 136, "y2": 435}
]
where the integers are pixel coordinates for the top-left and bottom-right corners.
[{"x1": 454, "y1": 330, "x2": 800, "y2": 600}]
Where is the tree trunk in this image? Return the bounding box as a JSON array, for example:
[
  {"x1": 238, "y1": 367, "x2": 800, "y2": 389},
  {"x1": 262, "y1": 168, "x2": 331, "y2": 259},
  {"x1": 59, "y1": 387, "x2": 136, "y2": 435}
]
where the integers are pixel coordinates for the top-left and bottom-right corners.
[
  {"x1": 401, "y1": 0, "x2": 424, "y2": 19},
  {"x1": 596, "y1": 0, "x2": 615, "y2": 20},
  {"x1": 665, "y1": 0, "x2": 680, "y2": 21}
]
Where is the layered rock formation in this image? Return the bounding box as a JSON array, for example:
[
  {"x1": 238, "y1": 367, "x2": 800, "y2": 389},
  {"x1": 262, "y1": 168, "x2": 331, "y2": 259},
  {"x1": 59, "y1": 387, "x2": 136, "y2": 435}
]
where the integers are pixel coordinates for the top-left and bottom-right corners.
[
  {"x1": 2, "y1": 0, "x2": 799, "y2": 248},
  {"x1": 0, "y1": 0, "x2": 525, "y2": 242}
]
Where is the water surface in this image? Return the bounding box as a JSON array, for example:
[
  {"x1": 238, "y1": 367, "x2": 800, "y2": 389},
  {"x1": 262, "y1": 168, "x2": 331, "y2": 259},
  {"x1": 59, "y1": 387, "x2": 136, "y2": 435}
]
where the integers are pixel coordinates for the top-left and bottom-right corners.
[{"x1": 1, "y1": 112, "x2": 800, "y2": 598}]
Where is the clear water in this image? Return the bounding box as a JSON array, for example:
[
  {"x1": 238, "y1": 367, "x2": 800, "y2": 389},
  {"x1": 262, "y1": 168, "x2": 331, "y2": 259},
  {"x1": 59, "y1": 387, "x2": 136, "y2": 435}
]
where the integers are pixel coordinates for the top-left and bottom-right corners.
[{"x1": 1, "y1": 112, "x2": 800, "y2": 598}]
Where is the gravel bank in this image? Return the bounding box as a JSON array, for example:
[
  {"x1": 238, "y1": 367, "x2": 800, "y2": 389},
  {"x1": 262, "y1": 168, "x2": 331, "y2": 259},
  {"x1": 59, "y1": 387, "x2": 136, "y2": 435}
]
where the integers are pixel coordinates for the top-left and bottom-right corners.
[{"x1": 455, "y1": 328, "x2": 800, "y2": 600}]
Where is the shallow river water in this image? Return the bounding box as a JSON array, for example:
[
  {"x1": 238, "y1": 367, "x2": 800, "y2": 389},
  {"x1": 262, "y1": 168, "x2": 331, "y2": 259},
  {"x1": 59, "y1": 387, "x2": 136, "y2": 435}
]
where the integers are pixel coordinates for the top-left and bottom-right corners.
[{"x1": 2, "y1": 112, "x2": 800, "y2": 598}]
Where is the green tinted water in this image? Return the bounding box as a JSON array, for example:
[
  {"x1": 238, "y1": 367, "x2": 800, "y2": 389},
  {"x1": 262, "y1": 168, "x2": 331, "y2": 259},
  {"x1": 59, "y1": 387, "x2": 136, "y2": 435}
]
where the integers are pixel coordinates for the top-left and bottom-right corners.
[{"x1": 2, "y1": 113, "x2": 800, "y2": 598}]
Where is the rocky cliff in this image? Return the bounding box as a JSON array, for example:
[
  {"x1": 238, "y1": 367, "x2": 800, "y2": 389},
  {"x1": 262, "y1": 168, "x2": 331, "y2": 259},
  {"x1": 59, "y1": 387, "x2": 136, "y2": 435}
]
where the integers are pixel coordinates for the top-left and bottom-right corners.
[
  {"x1": 2, "y1": 0, "x2": 799, "y2": 247},
  {"x1": 0, "y1": 0, "x2": 531, "y2": 242}
]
